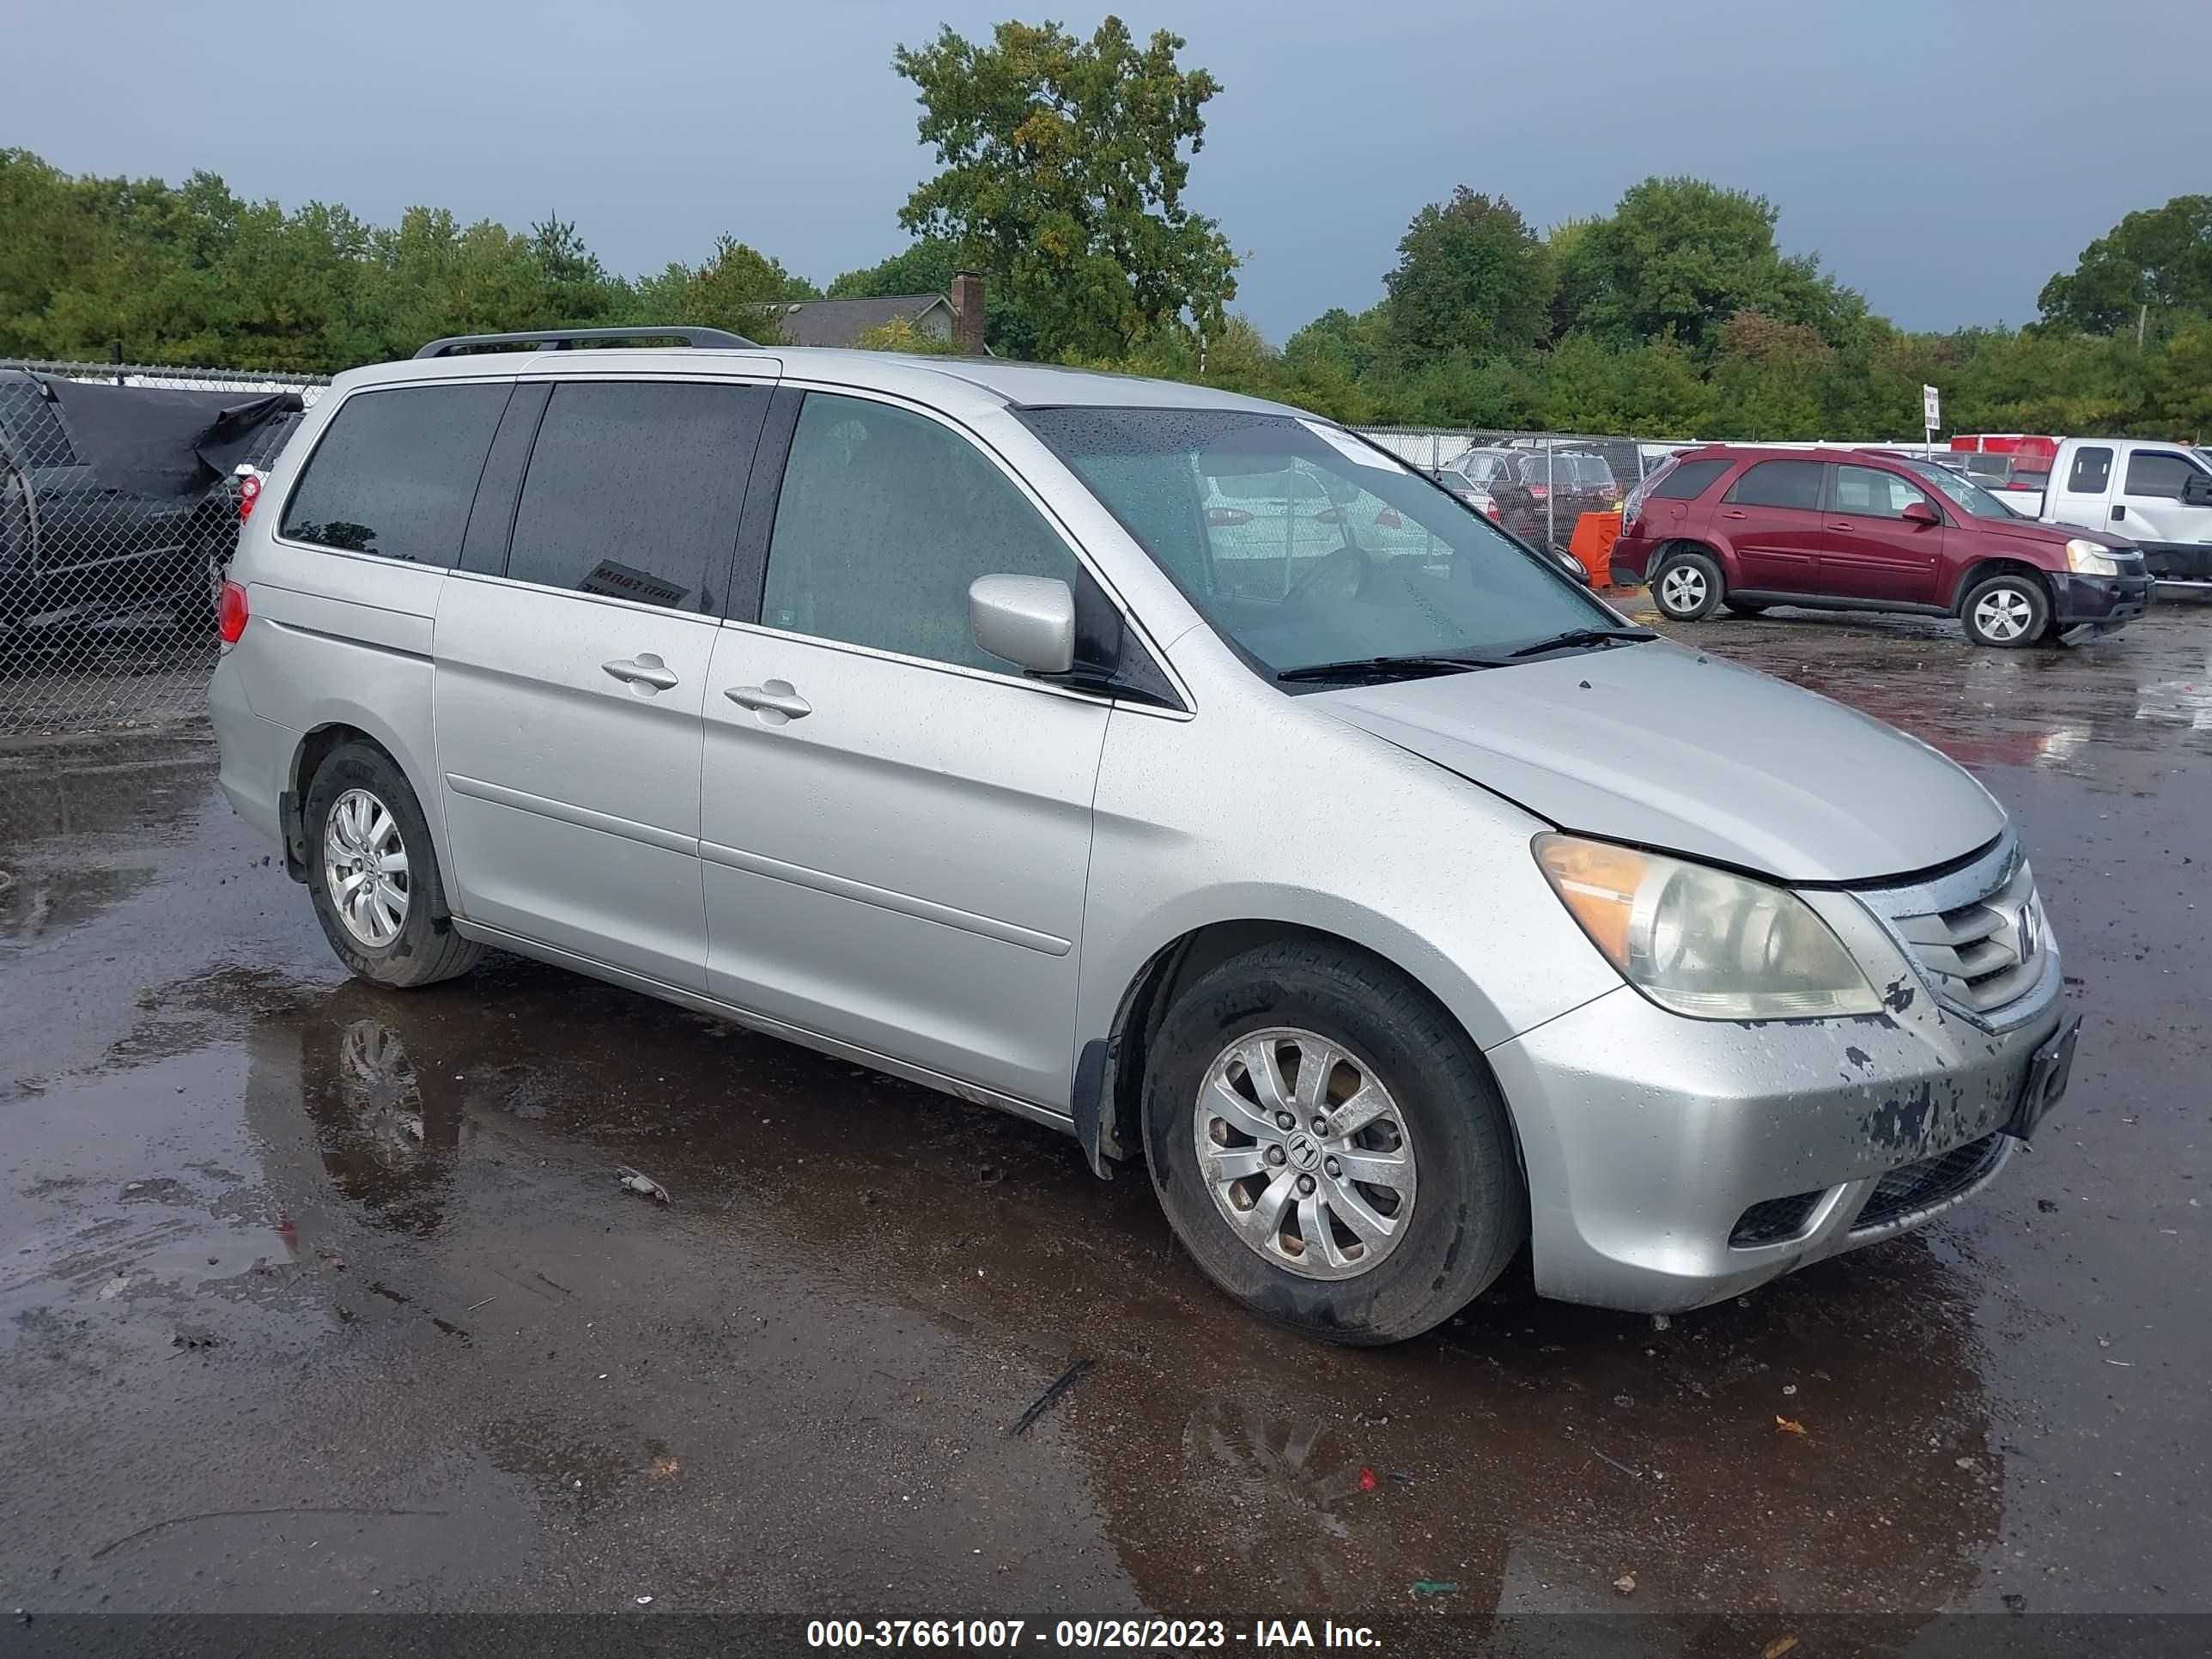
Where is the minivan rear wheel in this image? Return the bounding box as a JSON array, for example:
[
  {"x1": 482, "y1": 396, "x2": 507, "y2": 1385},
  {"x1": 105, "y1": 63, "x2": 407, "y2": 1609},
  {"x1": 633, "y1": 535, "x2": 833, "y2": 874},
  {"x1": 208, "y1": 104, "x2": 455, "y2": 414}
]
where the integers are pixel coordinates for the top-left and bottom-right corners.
[
  {"x1": 1960, "y1": 573, "x2": 2050, "y2": 647},
  {"x1": 1653, "y1": 550, "x2": 1723, "y2": 621},
  {"x1": 1142, "y1": 941, "x2": 1524, "y2": 1345},
  {"x1": 303, "y1": 742, "x2": 485, "y2": 988}
]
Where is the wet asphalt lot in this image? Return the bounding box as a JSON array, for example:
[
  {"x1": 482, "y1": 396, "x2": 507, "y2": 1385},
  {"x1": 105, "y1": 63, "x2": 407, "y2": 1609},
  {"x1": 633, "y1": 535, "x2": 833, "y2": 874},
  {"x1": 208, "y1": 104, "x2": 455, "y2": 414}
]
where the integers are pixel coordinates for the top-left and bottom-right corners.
[{"x1": 1, "y1": 599, "x2": 2208, "y2": 1638}]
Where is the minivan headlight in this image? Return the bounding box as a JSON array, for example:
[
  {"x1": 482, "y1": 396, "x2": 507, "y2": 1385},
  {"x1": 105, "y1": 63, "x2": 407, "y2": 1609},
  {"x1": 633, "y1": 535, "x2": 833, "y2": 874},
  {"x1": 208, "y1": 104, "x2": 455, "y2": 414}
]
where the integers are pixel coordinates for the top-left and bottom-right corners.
[
  {"x1": 1533, "y1": 834, "x2": 1882, "y2": 1020},
  {"x1": 2065, "y1": 538, "x2": 2119, "y2": 576}
]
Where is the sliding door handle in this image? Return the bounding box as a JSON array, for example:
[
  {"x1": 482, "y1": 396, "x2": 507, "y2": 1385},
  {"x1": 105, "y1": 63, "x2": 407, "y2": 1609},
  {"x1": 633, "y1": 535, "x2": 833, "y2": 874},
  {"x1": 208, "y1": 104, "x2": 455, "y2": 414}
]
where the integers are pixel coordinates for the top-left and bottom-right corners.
[
  {"x1": 725, "y1": 680, "x2": 811, "y2": 720},
  {"x1": 602, "y1": 653, "x2": 678, "y2": 691}
]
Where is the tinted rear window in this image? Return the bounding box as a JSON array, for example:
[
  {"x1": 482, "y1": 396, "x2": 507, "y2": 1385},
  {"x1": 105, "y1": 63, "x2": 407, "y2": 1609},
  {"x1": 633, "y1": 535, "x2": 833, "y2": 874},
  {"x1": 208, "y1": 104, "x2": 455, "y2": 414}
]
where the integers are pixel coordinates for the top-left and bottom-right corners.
[
  {"x1": 1650, "y1": 459, "x2": 1729, "y2": 500},
  {"x1": 282, "y1": 383, "x2": 511, "y2": 564},
  {"x1": 1723, "y1": 459, "x2": 1825, "y2": 511},
  {"x1": 506, "y1": 381, "x2": 763, "y2": 614}
]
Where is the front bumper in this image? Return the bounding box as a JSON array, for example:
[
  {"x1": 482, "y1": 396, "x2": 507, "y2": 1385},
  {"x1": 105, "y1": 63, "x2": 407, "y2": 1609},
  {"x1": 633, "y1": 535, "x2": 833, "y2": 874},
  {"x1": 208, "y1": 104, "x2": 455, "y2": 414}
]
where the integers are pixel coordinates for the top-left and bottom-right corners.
[
  {"x1": 2050, "y1": 570, "x2": 2153, "y2": 630},
  {"x1": 1488, "y1": 860, "x2": 2069, "y2": 1313}
]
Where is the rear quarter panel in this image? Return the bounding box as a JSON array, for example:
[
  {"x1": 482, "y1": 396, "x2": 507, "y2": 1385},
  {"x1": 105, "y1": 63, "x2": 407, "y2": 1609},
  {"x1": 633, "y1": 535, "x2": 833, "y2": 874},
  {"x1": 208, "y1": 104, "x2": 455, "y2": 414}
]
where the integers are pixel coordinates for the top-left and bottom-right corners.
[{"x1": 227, "y1": 393, "x2": 455, "y2": 889}]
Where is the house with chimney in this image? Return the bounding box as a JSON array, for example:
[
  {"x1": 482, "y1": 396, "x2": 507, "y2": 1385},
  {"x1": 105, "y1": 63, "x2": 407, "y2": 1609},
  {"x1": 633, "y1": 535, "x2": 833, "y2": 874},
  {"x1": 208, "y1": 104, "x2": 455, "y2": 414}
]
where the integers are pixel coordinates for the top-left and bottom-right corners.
[{"x1": 767, "y1": 272, "x2": 988, "y2": 353}]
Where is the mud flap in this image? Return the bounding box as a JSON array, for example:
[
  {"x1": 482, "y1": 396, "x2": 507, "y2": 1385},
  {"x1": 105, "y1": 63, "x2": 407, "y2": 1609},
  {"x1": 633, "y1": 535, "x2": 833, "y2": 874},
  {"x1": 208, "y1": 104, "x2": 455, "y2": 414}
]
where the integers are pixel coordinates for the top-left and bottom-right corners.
[
  {"x1": 278, "y1": 790, "x2": 307, "y2": 882},
  {"x1": 1072, "y1": 1036, "x2": 1114, "y2": 1180}
]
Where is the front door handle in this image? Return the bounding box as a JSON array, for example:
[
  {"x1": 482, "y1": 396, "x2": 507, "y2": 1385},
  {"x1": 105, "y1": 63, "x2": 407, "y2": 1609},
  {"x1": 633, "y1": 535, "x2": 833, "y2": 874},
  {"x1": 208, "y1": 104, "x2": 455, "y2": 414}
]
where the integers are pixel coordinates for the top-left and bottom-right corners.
[
  {"x1": 725, "y1": 679, "x2": 811, "y2": 720},
  {"x1": 602, "y1": 653, "x2": 679, "y2": 691},
  {"x1": 1827, "y1": 521, "x2": 1856, "y2": 532}
]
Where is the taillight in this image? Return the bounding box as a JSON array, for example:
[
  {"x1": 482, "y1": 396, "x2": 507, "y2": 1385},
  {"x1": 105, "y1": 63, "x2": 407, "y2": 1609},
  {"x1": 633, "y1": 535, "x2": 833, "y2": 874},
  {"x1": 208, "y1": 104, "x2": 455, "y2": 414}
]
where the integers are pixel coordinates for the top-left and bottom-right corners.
[
  {"x1": 217, "y1": 579, "x2": 249, "y2": 646},
  {"x1": 1373, "y1": 507, "x2": 1402, "y2": 529},
  {"x1": 1206, "y1": 507, "x2": 1252, "y2": 527},
  {"x1": 237, "y1": 473, "x2": 263, "y2": 521}
]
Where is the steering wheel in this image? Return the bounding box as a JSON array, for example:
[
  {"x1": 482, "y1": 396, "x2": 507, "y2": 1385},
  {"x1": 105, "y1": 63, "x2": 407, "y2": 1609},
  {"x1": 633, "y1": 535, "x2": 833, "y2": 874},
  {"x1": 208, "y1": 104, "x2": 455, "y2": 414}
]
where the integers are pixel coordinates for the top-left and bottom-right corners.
[{"x1": 1288, "y1": 545, "x2": 1370, "y2": 606}]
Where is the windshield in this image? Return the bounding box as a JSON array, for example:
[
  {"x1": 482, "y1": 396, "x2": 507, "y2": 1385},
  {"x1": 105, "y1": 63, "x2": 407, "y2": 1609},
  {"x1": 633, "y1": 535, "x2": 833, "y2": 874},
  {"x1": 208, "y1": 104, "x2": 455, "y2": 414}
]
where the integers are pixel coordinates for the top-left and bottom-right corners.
[
  {"x1": 1899, "y1": 459, "x2": 2014, "y2": 520},
  {"x1": 1018, "y1": 406, "x2": 1618, "y2": 678}
]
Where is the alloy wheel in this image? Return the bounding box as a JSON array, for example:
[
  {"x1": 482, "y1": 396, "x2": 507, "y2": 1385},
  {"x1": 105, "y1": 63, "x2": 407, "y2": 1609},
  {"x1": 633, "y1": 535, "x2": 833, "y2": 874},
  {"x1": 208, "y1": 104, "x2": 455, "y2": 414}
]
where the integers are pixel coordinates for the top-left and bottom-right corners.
[
  {"x1": 1972, "y1": 587, "x2": 2034, "y2": 642},
  {"x1": 323, "y1": 787, "x2": 410, "y2": 948},
  {"x1": 1193, "y1": 1027, "x2": 1418, "y2": 1281},
  {"x1": 1660, "y1": 563, "x2": 1707, "y2": 614}
]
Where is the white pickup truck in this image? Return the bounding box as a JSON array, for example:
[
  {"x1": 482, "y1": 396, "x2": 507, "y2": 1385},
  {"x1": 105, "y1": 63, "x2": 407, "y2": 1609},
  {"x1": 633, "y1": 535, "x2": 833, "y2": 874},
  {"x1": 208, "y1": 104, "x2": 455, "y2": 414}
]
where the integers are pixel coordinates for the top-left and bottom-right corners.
[{"x1": 1990, "y1": 438, "x2": 2212, "y2": 589}]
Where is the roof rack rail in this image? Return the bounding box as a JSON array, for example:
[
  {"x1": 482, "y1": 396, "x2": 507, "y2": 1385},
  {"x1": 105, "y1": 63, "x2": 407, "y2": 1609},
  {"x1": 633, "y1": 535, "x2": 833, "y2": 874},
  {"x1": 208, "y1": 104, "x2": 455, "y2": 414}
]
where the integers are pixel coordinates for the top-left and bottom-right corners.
[{"x1": 412, "y1": 325, "x2": 760, "y2": 359}]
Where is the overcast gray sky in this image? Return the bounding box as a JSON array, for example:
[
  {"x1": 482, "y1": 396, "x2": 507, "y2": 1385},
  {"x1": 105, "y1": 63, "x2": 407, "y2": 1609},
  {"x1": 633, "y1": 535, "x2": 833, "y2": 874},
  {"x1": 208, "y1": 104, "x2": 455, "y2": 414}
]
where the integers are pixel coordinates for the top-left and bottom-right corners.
[{"x1": 12, "y1": 0, "x2": 2207, "y2": 342}]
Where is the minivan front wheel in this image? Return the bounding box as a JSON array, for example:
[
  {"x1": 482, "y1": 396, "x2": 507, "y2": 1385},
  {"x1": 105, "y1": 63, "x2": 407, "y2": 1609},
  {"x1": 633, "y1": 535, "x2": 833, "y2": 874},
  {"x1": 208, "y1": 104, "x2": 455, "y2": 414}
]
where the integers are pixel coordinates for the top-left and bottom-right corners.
[
  {"x1": 1653, "y1": 550, "x2": 1723, "y2": 621},
  {"x1": 1961, "y1": 573, "x2": 2050, "y2": 647},
  {"x1": 304, "y1": 741, "x2": 485, "y2": 988},
  {"x1": 1143, "y1": 942, "x2": 1524, "y2": 1345}
]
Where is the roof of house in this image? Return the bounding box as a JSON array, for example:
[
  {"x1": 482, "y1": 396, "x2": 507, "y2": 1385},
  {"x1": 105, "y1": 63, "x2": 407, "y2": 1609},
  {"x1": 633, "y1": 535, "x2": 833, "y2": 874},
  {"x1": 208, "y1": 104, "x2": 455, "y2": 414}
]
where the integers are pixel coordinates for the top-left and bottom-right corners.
[{"x1": 768, "y1": 295, "x2": 953, "y2": 349}]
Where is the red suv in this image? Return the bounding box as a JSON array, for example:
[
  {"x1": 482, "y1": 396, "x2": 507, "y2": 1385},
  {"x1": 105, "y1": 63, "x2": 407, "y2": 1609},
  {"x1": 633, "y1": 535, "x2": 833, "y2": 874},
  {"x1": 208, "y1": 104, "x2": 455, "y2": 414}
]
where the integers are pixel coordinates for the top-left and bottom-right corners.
[{"x1": 1613, "y1": 446, "x2": 2153, "y2": 647}]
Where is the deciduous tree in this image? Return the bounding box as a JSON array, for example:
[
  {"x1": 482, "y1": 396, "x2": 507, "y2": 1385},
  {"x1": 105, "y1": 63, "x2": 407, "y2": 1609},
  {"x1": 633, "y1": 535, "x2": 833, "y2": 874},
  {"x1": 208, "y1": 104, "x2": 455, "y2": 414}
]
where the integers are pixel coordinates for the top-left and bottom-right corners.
[{"x1": 892, "y1": 16, "x2": 1238, "y2": 359}]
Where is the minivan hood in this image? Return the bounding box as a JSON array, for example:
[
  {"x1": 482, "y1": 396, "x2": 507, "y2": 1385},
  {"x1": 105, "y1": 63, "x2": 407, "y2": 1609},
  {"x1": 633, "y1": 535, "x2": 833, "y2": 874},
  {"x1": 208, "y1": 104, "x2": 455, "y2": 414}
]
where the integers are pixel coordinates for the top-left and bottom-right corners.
[{"x1": 1314, "y1": 642, "x2": 2004, "y2": 884}]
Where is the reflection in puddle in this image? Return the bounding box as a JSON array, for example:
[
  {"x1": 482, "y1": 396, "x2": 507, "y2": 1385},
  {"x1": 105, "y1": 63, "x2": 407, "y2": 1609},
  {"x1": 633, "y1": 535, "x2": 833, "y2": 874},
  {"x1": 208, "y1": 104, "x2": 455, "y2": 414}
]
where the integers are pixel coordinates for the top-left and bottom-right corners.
[
  {"x1": 1181, "y1": 1396, "x2": 1367, "y2": 1601},
  {"x1": 46, "y1": 932, "x2": 2018, "y2": 1618}
]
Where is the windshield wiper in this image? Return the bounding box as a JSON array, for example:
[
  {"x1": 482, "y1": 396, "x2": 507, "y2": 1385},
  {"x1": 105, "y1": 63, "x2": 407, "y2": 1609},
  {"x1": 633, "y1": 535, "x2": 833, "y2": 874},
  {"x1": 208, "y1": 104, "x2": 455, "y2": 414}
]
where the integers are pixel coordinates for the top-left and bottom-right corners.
[
  {"x1": 1505, "y1": 626, "x2": 1657, "y2": 659},
  {"x1": 1274, "y1": 653, "x2": 1505, "y2": 684}
]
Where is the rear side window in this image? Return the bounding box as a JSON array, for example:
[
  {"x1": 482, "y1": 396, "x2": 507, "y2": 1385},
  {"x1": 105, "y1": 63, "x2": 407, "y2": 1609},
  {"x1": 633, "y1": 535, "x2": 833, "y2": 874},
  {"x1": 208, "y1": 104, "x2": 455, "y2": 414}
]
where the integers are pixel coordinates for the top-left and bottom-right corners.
[
  {"x1": 282, "y1": 383, "x2": 510, "y2": 564},
  {"x1": 506, "y1": 381, "x2": 764, "y2": 614},
  {"x1": 1650, "y1": 459, "x2": 1729, "y2": 501},
  {"x1": 2124, "y1": 450, "x2": 2202, "y2": 499},
  {"x1": 1723, "y1": 459, "x2": 1825, "y2": 511},
  {"x1": 2066, "y1": 447, "x2": 2112, "y2": 494}
]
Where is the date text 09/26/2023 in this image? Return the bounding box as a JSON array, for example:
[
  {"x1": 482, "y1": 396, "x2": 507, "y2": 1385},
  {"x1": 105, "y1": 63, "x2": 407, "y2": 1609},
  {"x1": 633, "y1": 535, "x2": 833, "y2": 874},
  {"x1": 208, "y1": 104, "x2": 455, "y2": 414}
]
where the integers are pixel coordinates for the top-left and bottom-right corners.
[{"x1": 805, "y1": 1618, "x2": 1384, "y2": 1650}]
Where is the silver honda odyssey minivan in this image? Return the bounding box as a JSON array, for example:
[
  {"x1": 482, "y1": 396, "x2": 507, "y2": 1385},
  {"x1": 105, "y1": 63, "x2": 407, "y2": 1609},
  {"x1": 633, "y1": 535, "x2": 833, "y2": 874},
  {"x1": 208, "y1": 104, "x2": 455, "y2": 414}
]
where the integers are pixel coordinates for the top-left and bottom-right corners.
[{"x1": 210, "y1": 327, "x2": 2080, "y2": 1344}]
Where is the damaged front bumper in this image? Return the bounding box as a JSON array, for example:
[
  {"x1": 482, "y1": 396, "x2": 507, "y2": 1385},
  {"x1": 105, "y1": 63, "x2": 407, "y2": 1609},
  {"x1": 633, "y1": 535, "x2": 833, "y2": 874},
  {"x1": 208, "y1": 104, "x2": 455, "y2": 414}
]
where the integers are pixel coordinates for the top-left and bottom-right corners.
[{"x1": 1489, "y1": 837, "x2": 2071, "y2": 1313}]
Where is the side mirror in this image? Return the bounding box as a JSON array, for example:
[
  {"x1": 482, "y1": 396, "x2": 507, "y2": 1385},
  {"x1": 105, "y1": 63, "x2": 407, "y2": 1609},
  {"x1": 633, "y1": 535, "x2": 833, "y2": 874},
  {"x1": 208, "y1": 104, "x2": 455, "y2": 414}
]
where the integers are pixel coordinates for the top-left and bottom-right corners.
[
  {"x1": 969, "y1": 574, "x2": 1075, "y2": 675},
  {"x1": 1552, "y1": 547, "x2": 1593, "y2": 586},
  {"x1": 2181, "y1": 473, "x2": 2212, "y2": 507},
  {"x1": 1900, "y1": 500, "x2": 1942, "y2": 526}
]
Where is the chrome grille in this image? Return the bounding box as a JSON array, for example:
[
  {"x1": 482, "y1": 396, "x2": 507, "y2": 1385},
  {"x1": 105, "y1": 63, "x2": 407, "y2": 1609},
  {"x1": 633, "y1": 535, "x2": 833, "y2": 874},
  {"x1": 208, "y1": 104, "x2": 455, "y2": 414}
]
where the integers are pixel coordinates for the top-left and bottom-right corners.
[
  {"x1": 1856, "y1": 835, "x2": 2051, "y2": 1023},
  {"x1": 1891, "y1": 859, "x2": 2045, "y2": 1016}
]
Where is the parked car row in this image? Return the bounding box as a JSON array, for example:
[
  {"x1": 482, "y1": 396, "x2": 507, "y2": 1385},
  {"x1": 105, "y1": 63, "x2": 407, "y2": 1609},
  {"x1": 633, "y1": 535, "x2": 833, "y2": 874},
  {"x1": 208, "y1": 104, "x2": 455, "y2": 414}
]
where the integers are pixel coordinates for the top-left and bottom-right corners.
[
  {"x1": 1431, "y1": 445, "x2": 1619, "y2": 550},
  {"x1": 1613, "y1": 443, "x2": 2153, "y2": 647}
]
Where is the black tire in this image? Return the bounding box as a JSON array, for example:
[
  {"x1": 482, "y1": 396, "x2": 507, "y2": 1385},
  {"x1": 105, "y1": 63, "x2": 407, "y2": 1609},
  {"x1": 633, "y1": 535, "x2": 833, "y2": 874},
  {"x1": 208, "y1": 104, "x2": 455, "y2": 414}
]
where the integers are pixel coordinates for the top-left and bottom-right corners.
[
  {"x1": 1141, "y1": 941, "x2": 1525, "y2": 1346},
  {"x1": 1960, "y1": 572, "x2": 2051, "y2": 648},
  {"x1": 303, "y1": 740, "x2": 485, "y2": 988},
  {"x1": 1652, "y1": 550, "x2": 1723, "y2": 621}
]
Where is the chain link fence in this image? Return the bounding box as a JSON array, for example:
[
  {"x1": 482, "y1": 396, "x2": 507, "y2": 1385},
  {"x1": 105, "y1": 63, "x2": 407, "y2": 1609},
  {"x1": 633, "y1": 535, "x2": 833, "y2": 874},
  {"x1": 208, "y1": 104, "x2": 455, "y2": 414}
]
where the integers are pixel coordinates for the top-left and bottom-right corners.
[{"x1": 0, "y1": 360, "x2": 327, "y2": 738}]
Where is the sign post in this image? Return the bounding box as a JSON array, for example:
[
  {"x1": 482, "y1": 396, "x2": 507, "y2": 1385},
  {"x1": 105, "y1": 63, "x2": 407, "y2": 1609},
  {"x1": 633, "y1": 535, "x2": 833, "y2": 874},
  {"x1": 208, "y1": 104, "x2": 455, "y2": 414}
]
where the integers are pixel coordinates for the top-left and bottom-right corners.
[{"x1": 1922, "y1": 384, "x2": 1941, "y2": 459}]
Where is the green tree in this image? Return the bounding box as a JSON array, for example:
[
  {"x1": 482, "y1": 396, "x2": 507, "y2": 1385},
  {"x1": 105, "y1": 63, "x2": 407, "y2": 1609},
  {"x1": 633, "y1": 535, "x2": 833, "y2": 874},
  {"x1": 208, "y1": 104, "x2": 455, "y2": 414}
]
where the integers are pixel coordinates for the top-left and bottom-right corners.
[
  {"x1": 1382, "y1": 189, "x2": 1553, "y2": 360},
  {"x1": 892, "y1": 16, "x2": 1239, "y2": 359},
  {"x1": 829, "y1": 236, "x2": 962, "y2": 298},
  {"x1": 630, "y1": 236, "x2": 817, "y2": 343},
  {"x1": 2146, "y1": 320, "x2": 2212, "y2": 435},
  {"x1": 2038, "y1": 195, "x2": 2212, "y2": 337},
  {"x1": 1570, "y1": 176, "x2": 1863, "y2": 350}
]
